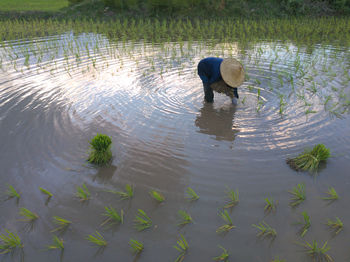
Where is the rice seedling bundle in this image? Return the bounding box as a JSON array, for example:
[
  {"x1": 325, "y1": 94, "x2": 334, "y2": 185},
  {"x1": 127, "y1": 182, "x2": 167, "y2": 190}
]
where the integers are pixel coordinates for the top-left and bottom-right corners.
[
  {"x1": 287, "y1": 144, "x2": 330, "y2": 172},
  {"x1": 87, "y1": 134, "x2": 112, "y2": 165},
  {"x1": 298, "y1": 240, "x2": 333, "y2": 262}
]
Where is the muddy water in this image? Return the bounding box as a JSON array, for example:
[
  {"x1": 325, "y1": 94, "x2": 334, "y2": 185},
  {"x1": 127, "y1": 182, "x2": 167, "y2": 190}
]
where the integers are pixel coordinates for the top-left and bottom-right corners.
[{"x1": 0, "y1": 34, "x2": 350, "y2": 262}]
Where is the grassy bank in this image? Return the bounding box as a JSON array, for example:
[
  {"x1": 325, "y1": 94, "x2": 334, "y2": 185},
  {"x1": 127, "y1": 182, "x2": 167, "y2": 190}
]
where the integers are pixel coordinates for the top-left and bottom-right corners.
[{"x1": 0, "y1": 0, "x2": 349, "y2": 20}]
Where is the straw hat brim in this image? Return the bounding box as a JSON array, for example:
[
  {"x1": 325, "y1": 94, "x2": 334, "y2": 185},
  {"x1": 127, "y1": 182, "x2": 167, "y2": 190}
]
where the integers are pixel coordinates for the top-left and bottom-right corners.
[{"x1": 220, "y1": 58, "x2": 245, "y2": 88}]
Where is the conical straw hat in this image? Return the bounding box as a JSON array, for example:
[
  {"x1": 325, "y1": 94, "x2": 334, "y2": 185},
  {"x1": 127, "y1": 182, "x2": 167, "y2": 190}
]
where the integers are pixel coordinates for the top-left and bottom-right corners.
[{"x1": 220, "y1": 58, "x2": 245, "y2": 87}]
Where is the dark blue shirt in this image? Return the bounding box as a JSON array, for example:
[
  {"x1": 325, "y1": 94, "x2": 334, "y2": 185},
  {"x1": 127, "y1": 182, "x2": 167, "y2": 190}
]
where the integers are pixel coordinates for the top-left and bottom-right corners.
[{"x1": 197, "y1": 57, "x2": 223, "y2": 84}]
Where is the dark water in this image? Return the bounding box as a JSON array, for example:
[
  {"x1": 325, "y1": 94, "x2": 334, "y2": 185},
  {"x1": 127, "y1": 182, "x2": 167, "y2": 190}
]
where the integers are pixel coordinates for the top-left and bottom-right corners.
[{"x1": 0, "y1": 33, "x2": 350, "y2": 261}]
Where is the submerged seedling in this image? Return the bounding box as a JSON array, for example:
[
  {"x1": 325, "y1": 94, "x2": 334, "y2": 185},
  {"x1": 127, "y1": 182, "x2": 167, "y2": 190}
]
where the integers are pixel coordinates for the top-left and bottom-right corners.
[
  {"x1": 101, "y1": 206, "x2": 124, "y2": 227},
  {"x1": 223, "y1": 188, "x2": 239, "y2": 208},
  {"x1": 47, "y1": 235, "x2": 64, "y2": 250},
  {"x1": 298, "y1": 240, "x2": 333, "y2": 262},
  {"x1": 326, "y1": 217, "x2": 343, "y2": 235},
  {"x1": 134, "y1": 209, "x2": 152, "y2": 231},
  {"x1": 289, "y1": 183, "x2": 306, "y2": 207},
  {"x1": 106, "y1": 184, "x2": 133, "y2": 200},
  {"x1": 185, "y1": 187, "x2": 199, "y2": 201},
  {"x1": 5, "y1": 184, "x2": 20, "y2": 200},
  {"x1": 51, "y1": 216, "x2": 72, "y2": 232},
  {"x1": 19, "y1": 208, "x2": 39, "y2": 222},
  {"x1": 252, "y1": 221, "x2": 277, "y2": 238},
  {"x1": 87, "y1": 133, "x2": 112, "y2": 165},
  {"x1": 264, "y1": 197, "x2": 277, "y2": 213},
  {"x1": 322, "y1": 187, "x2": 338, "y2": 201},
  {"x1": 295, "y1": 211, "x2": 311, "y2": 237},
  {"x1": 173, "y1": 234, "x2": 188, "y2": 262},
  {"x1": 76, "y1": 183, "x2": 90, "y2": 201},
  {"x1": 129, "y1": 239, "x2": 144, "y2": 255},
  {"x1": 149, "y1": 190, "x2": 165, "y2": 203},
  {"x1": 216, "y1": 210, "x2": 235, "y2": 234},
  {"x1": 213, "y1": 245, "x2": 229, "y2": 261},
  {"x1": 286, "y1": 144, "x2": 330, "y2": 172},
  {"x1": 86, "y1": 231, "x2": 107, "y2": 247},
  {"x1": 271, "y1": 257, "x2": 286, "y2": 262},
  {"x1": 0, "y1": 229, "x2": 23, "y2": 254},
  {"x1": 177, "y1": 210, "x2": 193, "y2": 226}
]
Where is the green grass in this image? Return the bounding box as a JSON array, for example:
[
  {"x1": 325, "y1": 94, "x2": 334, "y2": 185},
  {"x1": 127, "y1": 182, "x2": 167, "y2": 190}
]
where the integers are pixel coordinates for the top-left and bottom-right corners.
[
  {"x1": 47, "y1": 235, "x2": 64, "y2": 250},
  {"x1": 216, "y1": 210, "x2": 235, "y2": 234},
  {"x1": 213, "y1": 245, "x2": 229, "y2": 261},
  {"x1": 106, "y1": 184, "x2": 133, "y2": 200},
  {"x1": 289, "y1": 183, "x2": 306, "y2": 207},
  {"x1": 0, "y1": 0, "x2": 68, "y2": 12},
  {"x1": 19, "y1": 207, "x2": 39, "y2": 222},
  {"x1": 252, "y1": 221, "x2": 277, "y2": 238},
  {"x1": 185, "y1": 187, "x2": 199, "y2": 201},
  {"x1": 322, "y1": 187, "x2": 339, "y2": 201},
  {"x1": 295, "y1": 211, "x2": 311, "y2": 237},
  {"x1": 134, "y1": 209, "x2": 152, "y2": 231},
  {"x1": 76, "y1": 183, "x2": 90, "y2": 201},
  {"x1": 173, "y1": 234, "x2": 188, "y2": 262},
  {"x1": 101, "y1": 206, "x2": 124, "y2": 227},
  {"x1": 86, "y1": 231, "x2": 107, "y2": 247},
  {"x1": 298, "y1": 240, "x2": 333, "y2": 262},
  {"x1": 177, "y1": 210, "x2": 193, "y2": 226},
  {"x1": 326, "y1": 217, "x2": 343, "y2": 235},
  {"x1": 87, "y1": 134, "x2": 112, "y2": 166},
  {"x1": 223, "y1": 188, "x2": 239, "y2": 208},
  {"x1": 0, "y1": 230, "x2": 23, "y2": 254},
  {"x1": 149, "y1": 190, "x2": 165, "y2": 203},
  {"x1": 51, "y1": 216, "x2": 72, "y2": 232},
  {"x1": 287, "y1": 144, "x2": 330, "y2": 172},
  {"x1": 5, "y1": 184, "x2": 20, "y2": 200},
  {"x1": 129, "y1": 239, "x2": 144, "y2": 255}
]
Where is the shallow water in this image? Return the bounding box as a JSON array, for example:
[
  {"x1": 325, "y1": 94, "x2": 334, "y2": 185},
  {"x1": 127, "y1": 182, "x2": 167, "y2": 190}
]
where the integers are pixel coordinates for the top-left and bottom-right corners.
[{"x1": 0, "y1": 33, "x2": 350, "y2": 262}]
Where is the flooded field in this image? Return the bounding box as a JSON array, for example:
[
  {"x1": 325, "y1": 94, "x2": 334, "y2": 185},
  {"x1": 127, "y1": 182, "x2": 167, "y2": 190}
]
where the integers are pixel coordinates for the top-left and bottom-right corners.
[{"x1": 0, "y1": 19, "x2": 350, "y2": 261}]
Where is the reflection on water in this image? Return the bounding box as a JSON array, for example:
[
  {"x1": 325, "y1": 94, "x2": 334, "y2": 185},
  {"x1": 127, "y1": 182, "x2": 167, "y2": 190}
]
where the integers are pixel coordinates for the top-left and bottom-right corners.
[
  {"x1": 0, "y1": 34, "x2": 350, "y2": 262},
  {"x1": 195, "y1": 102, "x2": 238, "y2": 141}
]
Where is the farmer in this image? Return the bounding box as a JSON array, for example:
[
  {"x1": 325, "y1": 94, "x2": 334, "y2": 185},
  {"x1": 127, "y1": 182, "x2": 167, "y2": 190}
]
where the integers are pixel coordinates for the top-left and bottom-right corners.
[{"x1": 197, "y1": 57, "x2": 245, "y2": 105}]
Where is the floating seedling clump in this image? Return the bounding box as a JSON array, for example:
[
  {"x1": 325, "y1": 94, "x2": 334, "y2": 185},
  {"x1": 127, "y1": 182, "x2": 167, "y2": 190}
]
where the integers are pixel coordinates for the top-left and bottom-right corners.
[
  {"x1": 87, "y1": 134, "x2": 112, "y2": 166},
  {"x1": 287, "y1": 144, "x2": 330, "y2": 172}
]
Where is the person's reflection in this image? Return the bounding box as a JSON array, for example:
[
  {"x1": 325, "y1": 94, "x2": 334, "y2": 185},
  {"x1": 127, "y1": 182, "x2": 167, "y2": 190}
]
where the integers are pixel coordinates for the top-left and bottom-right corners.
[{"x1": 195, "y1": 103, "x2": 239, "y2": 141}]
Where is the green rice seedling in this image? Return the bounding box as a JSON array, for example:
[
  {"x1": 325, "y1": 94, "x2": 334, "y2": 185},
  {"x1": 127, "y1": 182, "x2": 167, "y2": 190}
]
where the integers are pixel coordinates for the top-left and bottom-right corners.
[
  {"x1": 213, "y1": 245, "x2": 229, "y2": 261},
  {"x1": 47, "y1": 235, "x2": 64, "y2": 250},
  {"x1": 101, "y1": 206, "x2": 124, "y2": 227},
  {"x1": 286, "y1": 144, "x2": 330, "y2": 172},
  {"x1": 298, "y1": 240, "x2": 333, "y2": 262},
  {"x1": 271, "y1": 257, "x2": 286, "y2": 262},
  {"x1": 322, "y1": 187, "x2": 339, "y2": 201},
  {"x1": 39, "y1": 187, "x2": 53, "y2": 199},
  {"x1": 86, "y1": 231, "x2": 107, "y2": 247},
  {"x1": 185, "y1": 187, "x2": 199, "y2": 201},
  {"x1": 177, "y1": 210, "x2": 193, "y2": 226},
  {"x1": 0, "y1": 229, "x2": 23, "y2": 254},
  {"x1": 223, "y1": 188, "x2": 239, "y2": 208},
  {"x1": 51, "y1": 216, "x2": 72, "y2": 232},
  {"x1": 173, "y1": 234, "x2": 188, "y2": 262},
  {"x1": 326, "y1": 217, "x2": 343, "y2": 235},
  {"x1": 19, "y1": 208, "x2": 39, "y2": 222},
  {"x1": 134, "y1": 209, "x2": 152, "y2": 231},
  {"x1": 76, "y1": 183, "x2": 90, "y2": 201},
  {"x1": 87, "y1": 134, "x2": 112, "y2": 165},
  {"x1": 5, "y1": 184, "x2": 20, "y2": 200},
  {"x1": 106, "y1": 184, "x2": 133, "y2": 200},
  {"x1": 216, "y1": 210, "x2": 235, "y2": 234},
  {"x1": 149, "y1": 190, "x2": 165, "y2": 203},
  {"x1": 252, "y1": 221, "x2": 277, "y2": 238},
  {"x1": 129, "y1": 239, "x2": 144, "y2": 255},
  {"x1": 288, "y1": 183, "x2": 306, "y2": 207},
  {"x1": 295, "y1": 211, "x2": 311, "y2": 237},
  {"x1": 264, "y1": 197, "x2": 277, "y2": 213}
]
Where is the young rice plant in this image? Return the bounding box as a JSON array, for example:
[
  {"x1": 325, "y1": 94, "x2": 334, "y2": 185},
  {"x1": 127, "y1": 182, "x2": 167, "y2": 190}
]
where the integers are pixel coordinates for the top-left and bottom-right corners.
[
  {"x1": 177, "y1": 210, "x2": 193, "y2": 226},
  {"x1": 216, "y1": 210, "x2": 235, "y2": 234},
  {"x1": 326, "y1": 217, "x2": 343, "y2": 235},
  {"x1": 51, "y1": 216, "x2": 72, "y2": 232},
  {"x1": 149, "y1": 190, "x2": 165, "y2": 203},
  {"x1": 173, "y1": 234, "x2": 188, "y2": 262},
  {"x1": 76, "y1": 183, "x2": 90, "y2": 201},
  {"x1": 101, "y1": 206, "x2": 124, "y2": 227},
  {"x1": 322, "y1": 187, "x2": 339, "y2": 201},
  {"x1": 134, "y1": 209, "x2": 152, "y2": 231},
  {"x1": 86, "y1": 231, "x2": 107, "y2": 247},
  {"x1": 295, "y1": 211, "x2": 311, "y2": 237},
  {"x1": 224, "y1": 188, "x2": 239, "y2": 208},
  {"x1": 252, "y1": 221, "x2": 277, "y2": 238},
  {"x1": 19, "y1": 208, "x2": 39, "y2": 222},
  {"x1": 185, "y1": 187, "x2": 199, "y2": 201},
  {"x1": 47, "y1": 235, "x2": 64, "y2": 250},
  {"x1": 213, "y1": 245, "x2": 229, "y2": 261},
  {"x1": 289, "y1": 183, "x2": 306, "y2": 207},
  {"x1": 0, "y1": 230, "x2": 23, "y2": 254},
  {"x1": 129, "y1": 239, "x2": 144, "y2": 255}
]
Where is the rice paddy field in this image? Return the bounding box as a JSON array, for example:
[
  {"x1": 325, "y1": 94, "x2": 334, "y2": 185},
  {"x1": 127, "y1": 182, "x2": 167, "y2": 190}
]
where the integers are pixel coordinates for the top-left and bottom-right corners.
[{"x1": 0, "y1": 17, "x2": 350, "y2": 261}]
